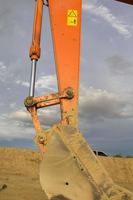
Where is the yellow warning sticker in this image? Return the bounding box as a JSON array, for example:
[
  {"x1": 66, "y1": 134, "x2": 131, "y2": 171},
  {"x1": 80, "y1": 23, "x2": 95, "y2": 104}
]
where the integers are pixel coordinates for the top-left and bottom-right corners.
[{"x1": 67, "y1": 10, "x2": 78, "y2": 26}]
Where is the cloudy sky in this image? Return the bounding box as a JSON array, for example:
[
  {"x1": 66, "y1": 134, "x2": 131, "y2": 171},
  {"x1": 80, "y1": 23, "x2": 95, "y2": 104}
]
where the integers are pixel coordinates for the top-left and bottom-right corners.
[{"x1": 0, "y1": 0, "x2": 133, "y2": 155}]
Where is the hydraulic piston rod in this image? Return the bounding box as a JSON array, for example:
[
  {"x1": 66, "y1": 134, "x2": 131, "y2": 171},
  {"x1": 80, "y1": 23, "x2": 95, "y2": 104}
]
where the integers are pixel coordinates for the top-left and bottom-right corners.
[
  {"x1": 29, "y1": 59, "x2": 37, "y2": 97},
  {"x1": 28, "y1": 0, "x2": 44, "y2": 97}
]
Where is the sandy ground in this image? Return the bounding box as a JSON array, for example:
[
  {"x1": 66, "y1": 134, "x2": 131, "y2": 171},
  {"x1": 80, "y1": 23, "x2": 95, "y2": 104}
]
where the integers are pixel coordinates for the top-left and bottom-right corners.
[
  {"x1": 99, "y1": 156, "x2": 133, "y2": 192},
  {"x1": 0, "y1": 148, "x2": 48, "y2": 200},
  {"x1": 0, "y1": 147, "x2": 133, "y2": 200}
]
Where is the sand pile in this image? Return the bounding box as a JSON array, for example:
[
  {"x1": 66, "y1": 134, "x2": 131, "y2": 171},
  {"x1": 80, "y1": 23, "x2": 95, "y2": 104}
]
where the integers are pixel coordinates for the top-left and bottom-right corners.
[{"x1": 0, "y1": 147, "x2": 133, "y2": 200}]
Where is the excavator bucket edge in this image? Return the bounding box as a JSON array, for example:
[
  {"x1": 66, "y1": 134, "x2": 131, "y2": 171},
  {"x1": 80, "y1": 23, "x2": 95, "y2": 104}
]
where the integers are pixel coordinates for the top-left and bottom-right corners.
[{"x1": 40, "y1": 124, "x2": 133, "y2": 200}]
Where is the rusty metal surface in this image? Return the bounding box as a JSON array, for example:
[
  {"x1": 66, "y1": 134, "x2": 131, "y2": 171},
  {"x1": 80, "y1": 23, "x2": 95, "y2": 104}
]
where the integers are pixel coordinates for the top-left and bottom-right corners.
[
  {"x1": 25, "y1": 88, "x2": 74, "y2": 109},
  {"x1": 24, "y1": 87, "x2": 76, "y2": 153}
]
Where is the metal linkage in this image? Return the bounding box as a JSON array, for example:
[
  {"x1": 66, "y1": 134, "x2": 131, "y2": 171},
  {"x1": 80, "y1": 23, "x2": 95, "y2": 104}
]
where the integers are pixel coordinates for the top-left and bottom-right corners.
[
  {"x1": 24, "y1": 87, "x2": 74, "y2": 152},
  {"x1": 25, "y1": 87, "x2": 74, "y2": 109}
]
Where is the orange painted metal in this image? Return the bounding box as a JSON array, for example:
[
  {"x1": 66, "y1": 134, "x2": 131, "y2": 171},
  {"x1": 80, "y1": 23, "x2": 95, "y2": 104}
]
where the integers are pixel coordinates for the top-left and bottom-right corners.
[
  {"x1": 32, "y1": 89, "x2": 72, "y2": 105},
  {"x1": 25, "y1": 88, "x2": 74, "y2": 109},
  {"x1": 25, "y1": 86, "x2": 75, "y2": 150},
  {"x1": 26, "y1": 0, "x2": 82, "y2": 151},
  {"x1": 36, "y1": 100, "x2": 59, "y2": 109},
  {"x1": 28, "y1": 106, "x2": 41, "y2": 133},
  {"x1": 33, "y1": 92, "x2": 59, "y2": 104},
  {"x1": 115, "y1": 0, "x2": 133, "y2": 4},
  {"x1": 49, "y1": 0, "x2": 82, "y2": 125},
  {"x1": 34, "y1": 93, "x2": 60, "y2": 109},
  {"x1": 28, "y1": 106, "x2": 47, "y2": 153},
  {"x1": 29, "y1": 0, "x2": 44, "y2": 60},
  {"x1": 26, "y1": 0, "x2": 133, "y2": 152}
]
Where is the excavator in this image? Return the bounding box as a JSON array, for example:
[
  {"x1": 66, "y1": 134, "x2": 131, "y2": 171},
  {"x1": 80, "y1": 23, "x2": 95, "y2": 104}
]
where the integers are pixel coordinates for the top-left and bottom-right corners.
[{"x1": 24, "y1": 0, "x2": 133, "y2": 199}]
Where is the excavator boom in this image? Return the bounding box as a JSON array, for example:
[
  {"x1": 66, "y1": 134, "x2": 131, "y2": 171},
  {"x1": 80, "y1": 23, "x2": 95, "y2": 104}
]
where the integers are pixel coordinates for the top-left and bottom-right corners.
[
  {"x1": 48, "y1": 0, "x2": 81, "y2": 126},
  {"x1": 24, "y1": 0, "x2": 133, "y2": 199}
]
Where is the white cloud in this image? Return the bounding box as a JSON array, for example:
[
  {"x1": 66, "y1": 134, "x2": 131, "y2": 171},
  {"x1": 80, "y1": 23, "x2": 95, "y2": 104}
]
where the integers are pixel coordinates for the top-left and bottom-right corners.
[
  {"x1": 35, "y1": 74, "x2": 57, "y2": 90},
  {"x1": 9, "y1": 102, "x2": 17, "y2": 109},
  {"x1": 1, "y1": 83, "x2": 133, "y2": 141},
  {"x1": 0, "y1": 61, "x2": 7, "y2": 69},
  {"x1": 0, "y1": 61, "x2": 8, "y2": 82},
  {"x1": 9, "y1": 109, "x2": 31, "y2": 122},
  {"x1": 9, "y1": 107, "x2": 60, "y2": 129},
  {"x1": 106, "y1": 55, "x2": 133, "y2": 76},
  {"x1": 0, "y1": 114, "x2": 34, "y2": 140},
  {"x1": 83, "y1": 2, "x2": 132, "y2": 38},
  {"x1": 16, "y1": 80, "x2": 29, "y2": 87},
  {"x1": 15, "y1": 74, "x2": 57, "y2": 90},
  {"x1": 79, "y1": 86, "x2": 133, "y2": 122},
  {"x1": 0, "y1": 60, "x2": 18, "y2": 83}
]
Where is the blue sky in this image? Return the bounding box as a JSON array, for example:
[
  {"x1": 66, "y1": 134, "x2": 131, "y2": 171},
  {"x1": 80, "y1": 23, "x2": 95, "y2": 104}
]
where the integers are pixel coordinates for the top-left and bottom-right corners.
[{"x1": 0, "y1": 0, "x2": 133, "y2": 155}]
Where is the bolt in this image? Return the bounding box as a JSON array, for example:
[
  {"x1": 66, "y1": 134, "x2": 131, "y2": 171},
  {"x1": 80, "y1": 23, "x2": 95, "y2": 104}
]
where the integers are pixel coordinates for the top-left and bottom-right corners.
[
  {"x1": 24, "y1": 96, "x2": 34, "y2": 107},
  {"x1": 38, "y1": 133, "x2": 47, "y2": 145},
  {"x1": 66, "y1": 88, "x2": 74, "y2": 99}
]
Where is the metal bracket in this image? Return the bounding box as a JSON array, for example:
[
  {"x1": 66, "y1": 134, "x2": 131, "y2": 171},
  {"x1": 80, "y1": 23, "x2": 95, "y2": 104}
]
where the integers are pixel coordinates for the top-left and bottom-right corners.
[
  {"x1": 24, "y1": 87, "x2": 74, "y2": 150},
  {"x1": 24, "y1": 87, "x2": 74, "y2": 109}
]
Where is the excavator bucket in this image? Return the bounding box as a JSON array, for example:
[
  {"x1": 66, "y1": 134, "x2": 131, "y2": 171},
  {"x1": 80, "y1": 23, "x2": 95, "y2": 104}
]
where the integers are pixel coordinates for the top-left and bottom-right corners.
[
  {"x1": 39, "y1": 124, "x2": 133, "y2": 200},
  {"x1": 25, "y1": 0, "x2": 133, "y2": 199}
]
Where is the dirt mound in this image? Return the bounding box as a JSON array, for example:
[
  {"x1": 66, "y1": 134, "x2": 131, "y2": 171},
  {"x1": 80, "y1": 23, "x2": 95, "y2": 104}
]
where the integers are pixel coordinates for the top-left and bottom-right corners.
[
  {"x1": 99, "y1": 156, "x2": 133, "y2": 192},
  {"x1": 0, "y1": 147, "x2": 48, "y2": 200},
  {"x1": 0, "y1": 147, "x2": 133, "y2": 200}
]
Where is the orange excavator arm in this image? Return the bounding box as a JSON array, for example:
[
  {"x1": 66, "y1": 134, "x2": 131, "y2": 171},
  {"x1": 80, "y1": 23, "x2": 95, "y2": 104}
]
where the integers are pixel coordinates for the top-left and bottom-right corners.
[
  {"x1": 25, "y1": 0, "x2": 82, "y2": 152},
  {"x1": 49, "y1": 0, "x2": 81, "y2": 126},
  {"x1": 24, "y1": 1, "x2": 133, "y2": 199},
  {"x1": 25, "y1": 0, "x2": 133, "y2": 143}
]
